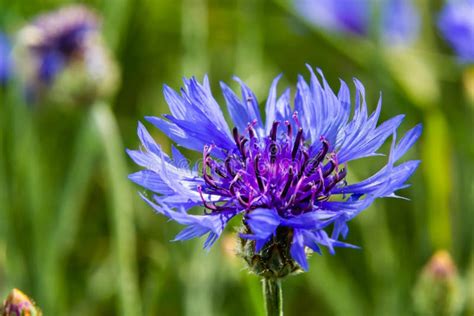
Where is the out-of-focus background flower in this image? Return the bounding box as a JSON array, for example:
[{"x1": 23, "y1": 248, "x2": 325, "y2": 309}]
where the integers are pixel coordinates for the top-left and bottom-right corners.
[{"x1": 0, "y1": 0, "x2": 472, "y2": 315}]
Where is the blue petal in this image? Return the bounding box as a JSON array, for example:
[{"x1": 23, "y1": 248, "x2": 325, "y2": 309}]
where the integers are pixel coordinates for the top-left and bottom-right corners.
[
  {"x1": 265, "y1": 74, "x2": 283, "y2": 133},
  {"x1": 319, "y1": 196, "x2": 375, "y2": 220},
  {"x1": 163, "y1": 84, "x2": 187, "y2": 119},
  {"x1": 294, "y1": 74, "x2": 314, "y2": 140},
  {"x1": 145, "y1": 116, "x2": 202, "y2": 152},
  {"x1": 220, "y1": 81, "x2": 254, "y2": 133},
  {"x1": 152, "y1": 77, "x2": 235, "y2": 153},
  {"x1": 240, "y1": 208, "x2": 281, "y2": 252},
  {"x1": 280, "y1": 211, "x2": 337, "y2": 230},
  {"x1": 165, "y1": 114, "x2": 234, "y2": 151},
  {"x1": 171, "y1": 145, "x2": 190, "y2": 169},
  {"x1": 184, "y1": 76, "x2": 231, "y2": 135},
  {"x1": 233, "y1": 76, "x2": 264, "y2": 130},
  {"x1": 300, "y1": 230, "x2": 322, "y2": 254},
  {"x1": 337, "y1": 95, "x2": 405, "y2": 162},
  {"x1": 137, "y1": 122, "x2": 165, "y2": 156},
  {"x1": 128, "y1": 170, "x2": 174, "y2": 195},
  {"x1": 275, "y1": 88, "x2": 292, "y2": 122},
  {"x1": 141, "y1": 194, "x2": 240, "y2": 250},
  {"x1": 393, "y1": 123, "x2": 422, "y2": 161},
  {"x1": 290, "y1": 229, "x2": 308, "y2": 270},
  {"x1": 333, "y1": 125, "x2": 421, "y2": 198}
]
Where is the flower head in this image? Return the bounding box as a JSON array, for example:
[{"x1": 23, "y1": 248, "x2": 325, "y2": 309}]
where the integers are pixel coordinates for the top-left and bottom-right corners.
[
  {"x1": 128, "y1": 66, "x2": 421, "y2": 273},
  {"x1": 14, "y1": 5, "x2": 118, "y2": 104},
  {"x1": 1, "y1": 288, "x2": 42, "y2": 316},
  {"x1": 413, "y1": 251, "x2": 464, "y2": 315},
  {"x1": 438, "y1": 0, "x2": 474, "y2": 63},
  {"x1": 293, "y1": 0, "x2": 419, "y2": 46},
  {"x1": 0, "y1": 32, "x2": 13, "y2": 86}
]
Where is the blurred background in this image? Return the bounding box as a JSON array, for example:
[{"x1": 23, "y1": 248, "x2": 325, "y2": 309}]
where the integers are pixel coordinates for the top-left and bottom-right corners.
[{"x1": 0, "y1": 0, "x2": 473, "y2": 315}]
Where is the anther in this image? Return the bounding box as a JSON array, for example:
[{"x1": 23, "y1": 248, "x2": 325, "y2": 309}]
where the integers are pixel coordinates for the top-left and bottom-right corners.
[
  {"x1": 292, "y1": 111, "x2": 301, "y2": 128},
  {"x1": 236, "y1": 192, "x2": 249, "y2": 207},
  {"x1": 307, "y1": 138, "x2": 329, "y2": 175},
  {"x1": 197, "y1": 185, "x2": 218, "y2": 211},
  {"x1": 323, "y1": 159, "x2": 336, "y2": 177},
  {"x1": 292, "y1": 128, "x2": 303, "y2": 160},
  {"x1": 255, "y1": 154, "x2": 265, "y2": 192},
  {"x1": 285, "y1": 120, "x2": 292, "y2": 139},
  {"x1": 232, "y1": 127, "x2": 240, "y2": 147},
  {"x1": 270, "y1": 121, "x2": 279, "y2": 141},
  {"x1": 280, "y1": 167, "x2": 294, "y2": 198},
  {"x1": 270, "y1": 143, "x2": 278, "y2": 164},
  {"x1": 225, "y1": 157, "x2": 236, "y2": 177},
  {"x1": 247, "y1": 122, "x2": 256, "y2": 139},
  {"x1": 203, "y1": 160, "x2": 218, "y2": 188}
]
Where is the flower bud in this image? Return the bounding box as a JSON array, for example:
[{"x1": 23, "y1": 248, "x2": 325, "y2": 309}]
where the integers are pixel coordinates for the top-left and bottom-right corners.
[
  {"x1": 1, "y1": 288, "x2": 42, "y2": 316},
  {"x1": 413, "y1": 250, "x2": 464, "y2": 316},
  {"x1": 14, "y1": 5, "x2": 119, "y2": 106}
]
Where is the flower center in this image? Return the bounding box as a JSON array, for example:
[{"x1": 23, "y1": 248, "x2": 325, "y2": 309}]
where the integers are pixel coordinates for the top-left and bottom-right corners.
[{"x1": 199, "y1": 116, "x2": 347, "y2": 217}]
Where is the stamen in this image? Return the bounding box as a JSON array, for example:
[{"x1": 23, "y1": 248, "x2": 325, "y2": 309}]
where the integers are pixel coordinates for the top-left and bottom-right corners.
[
  {"x1": 307, "y1": 138, "x2": 329, "y2": 175},
  {"x1": 255, "y1": 154, "x2": 265, "y2": 192},
  {"x1": 225, "y1": 157, "x2": 236, "y2": 177},
  {"x1": 280, "y1": 167, "x2": 294, "y2": 198},
  {"x1": 292, "y1": 128, "x2": 303, "y2": 160},
  {"x1": 270, "y1": 143, "x2": 278, "y2": 164},
  {"x1": 247, "y1": 122, "x2": 256, "y2": 139},
  {"x1": 232, "y1": 127, "x2": 241, "y2": 147},
  {"x1": 236, "y1": 192, "x2": 249, "y2": 207},
  {"x1": 336, "y1": 167, "x2": 347, "y2": 182},
  {"x1": 270, "y1": 121, "x2": 279, "y2": 141},
  {"x1": 287, "y1": 175, "x2": 307, "y2": 207},
  {"x1": 239, "y1": 138, "x2": 248, "y2": 161},
  {"x1": 203, "y1": 159, "x2": 218, "y2": 188},
  {"x1": 298, "y1": 150, "x2": 310, "y2": 177},
  {"x1": 292, "y1": 111, "x2": 301, "y2": 128},
  {"x1": 197, "y1": 185, "x2": 218, "y2": 212},
  {"x1": 285, "y1": 120, "x2": 292, "y2": 140},
  {"x1": 205, "y1": 123, "x2": 344, "y2": 218},
  {"x1": 323, "y1": 159, "x2": 336, "y2": 177}
]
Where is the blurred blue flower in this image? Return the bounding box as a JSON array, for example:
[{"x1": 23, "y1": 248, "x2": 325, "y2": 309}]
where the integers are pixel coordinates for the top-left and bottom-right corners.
[
  {"x1": 128, "y1": 66, "x2": 421, "y2": 271},
  {"x1": 25, "y1": 5, "x2": 98, "y2": 84},
  {"x1": 438, "y1": 0, "x2": 474, "y2": 63},
  {"x1": 293, "y1": 0, "x2": 420, "y2": 46},
  {"x1": 13, "y1": 5, "x2": 121, "y2": 104},
  {"x1": 0, "y1": 32, "x2": 12, "y2": 85}
]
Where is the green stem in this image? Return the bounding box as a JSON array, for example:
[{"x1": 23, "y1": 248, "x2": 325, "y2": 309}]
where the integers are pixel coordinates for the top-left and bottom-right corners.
[
  {"x1": 262, "y1": 278, "x2": 283, "y2": 316},
  {"x1": 92, "y1": 102, "x2": 142, "y2": 316}
]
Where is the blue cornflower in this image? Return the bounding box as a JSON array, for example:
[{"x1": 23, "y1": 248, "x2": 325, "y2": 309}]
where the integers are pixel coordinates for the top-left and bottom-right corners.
[
  {"x1": 128, "y1": 66, "x2": 421, "y2": 273},
  {"x1": 19, "y1": 5, "x2": 99, "y2": 85},
  {"x1": 438, "y1": 0, "x2": 474, "y2": 63},
  {"x1": 293, "y1": 0, "x2": 419, "y2": 46},
  {"x1": 14, "y1": 5, "x2": 118, "y2": 104},
  {"x1": 0, "y1": 32, "x2": 12, "y2": 86}
]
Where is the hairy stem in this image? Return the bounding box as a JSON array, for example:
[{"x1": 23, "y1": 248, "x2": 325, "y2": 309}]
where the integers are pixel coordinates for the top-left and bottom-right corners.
[{"x1": 262, "y1": 278, "x2": 283, "y2": 316}]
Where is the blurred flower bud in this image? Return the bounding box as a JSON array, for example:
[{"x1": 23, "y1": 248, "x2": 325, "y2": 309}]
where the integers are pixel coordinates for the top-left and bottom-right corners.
[
  {"x1": 14, "y1": 5, "x2": 119, "y2": 106},
  {"x1": 221, "y1": 233, "x2": 239, "y2": 266},
  {"x1": 413, "y1": 250, "x2": 464, "y2": 316},
  {"x1": 1, "y1": 288, "x2": 42, "y2": 316},
  {"x1": 463, "y1": 66, "x2": 474, "y2": 107}
]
